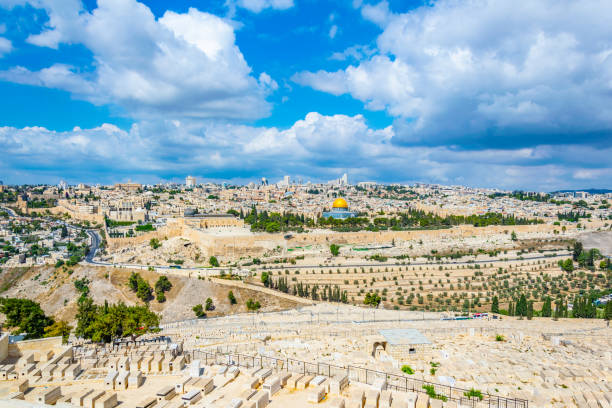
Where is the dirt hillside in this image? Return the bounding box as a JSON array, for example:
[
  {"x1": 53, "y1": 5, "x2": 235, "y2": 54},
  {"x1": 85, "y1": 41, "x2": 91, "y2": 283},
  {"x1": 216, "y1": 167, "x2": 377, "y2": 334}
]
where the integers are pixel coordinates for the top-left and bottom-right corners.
[{"x1": 0, "y1": 265, "x2": 299, "y2": 324}]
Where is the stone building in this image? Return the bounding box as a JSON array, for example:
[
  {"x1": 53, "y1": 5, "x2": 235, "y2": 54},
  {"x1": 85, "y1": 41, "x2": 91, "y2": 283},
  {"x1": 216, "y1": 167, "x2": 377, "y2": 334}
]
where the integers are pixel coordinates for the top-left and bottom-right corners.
[{"x1": 370, "y1": 329, "x2": 432, "y2": 364}]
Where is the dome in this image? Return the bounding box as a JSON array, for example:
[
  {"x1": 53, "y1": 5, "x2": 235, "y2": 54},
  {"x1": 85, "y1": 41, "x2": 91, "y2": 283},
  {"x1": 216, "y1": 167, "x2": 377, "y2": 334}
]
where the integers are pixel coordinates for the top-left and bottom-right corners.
[{"x1": 332, "y1": 198, "x2": 349, "y2": 209}]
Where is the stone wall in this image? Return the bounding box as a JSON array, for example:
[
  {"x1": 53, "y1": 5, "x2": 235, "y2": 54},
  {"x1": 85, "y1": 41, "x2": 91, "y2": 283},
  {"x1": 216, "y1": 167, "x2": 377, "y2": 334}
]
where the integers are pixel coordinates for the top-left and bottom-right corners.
[
  {"x1": 0, "y1": 332, "x2": 8, "y2": 362},
  {"x1": 7, "y1": 336, "x2": 64, "y2": 358},
  {"x1": 105, "y1": 224, "x2": 183, "y2": 250}
]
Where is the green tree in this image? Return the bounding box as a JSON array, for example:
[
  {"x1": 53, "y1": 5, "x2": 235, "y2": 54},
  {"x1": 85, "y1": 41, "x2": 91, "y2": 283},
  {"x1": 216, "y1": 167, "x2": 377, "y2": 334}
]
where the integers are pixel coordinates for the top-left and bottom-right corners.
[
  {"x1": 155, "y1": 276, "x2": 172, "y2": 293},
  {"x1": 572, "y1": 241, "x2": 583, "y2": 261},
  {"x1": 193, "y1": 304, "x2": 205, "y2": 318},
  {"x1": 491, "y1": 296, "x2": 499, "y2": 314},
  {"x1": 246, "y1": 298, "x2": 261, "y2": 311},
  {"x1": 261, "y1": 271, "x2": 270, "y2": 287},
  {"x1": 516, "y1": 294, "x2": 528, "y2": 317},
  {"x1": 149, "y1": 238, "x2": 161, "y2": 249},
  {"x1": 541, "y1": 297, "x2": 552, "y2": 317},
  {"x1": 0, "y1": 297, "x2": 53, "y2": 339},
  {"x1": 136, "y1": 278, "x2": 152, "y2": 302},
  {"x1": 44, "y1": 320, "x2": 73, "y2": 343},
  {"x1": 562, "y1": 259, "x2": 574, "y2": 272},
  {"x1": 128, "y1": 272, "x2": 140, "y2": 292},
  {"x1": 205, "y1": 297, "x2": 214, "y2": 311},
  {"x1": 228, "y1": 291, "x2": 237, "y2": 305},
  {"x1": 605, "y1": 301, "x2": 612, "y2": 321},
  {"x1": 510, "y1": 231, "x2": 517, "y2": 241},
  {"x1": 330, "y1": 244, "x2": 340, "y2": 256},
  {"x1": 209, "y1": 256, "x2": 219, "y2": 267},
  {"x1": 527, "y1": 301, "x2": 534, "y2": 320},
  {"x1": 364, "y1": 292, "x2": 381, "y2": 307}
]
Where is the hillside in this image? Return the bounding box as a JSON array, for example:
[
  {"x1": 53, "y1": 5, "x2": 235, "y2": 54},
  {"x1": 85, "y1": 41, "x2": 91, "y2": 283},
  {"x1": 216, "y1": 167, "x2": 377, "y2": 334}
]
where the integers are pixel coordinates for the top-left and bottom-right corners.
[{"x1": 0, "y1": 264, "x2": 299, "y2": 324}]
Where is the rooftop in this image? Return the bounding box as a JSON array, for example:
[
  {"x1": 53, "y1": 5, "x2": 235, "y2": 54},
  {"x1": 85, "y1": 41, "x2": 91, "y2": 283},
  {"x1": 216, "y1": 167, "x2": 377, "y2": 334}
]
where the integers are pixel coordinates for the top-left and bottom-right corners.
[{"x1": 379, "y1": 328, "x2": 431, "y2": 345}]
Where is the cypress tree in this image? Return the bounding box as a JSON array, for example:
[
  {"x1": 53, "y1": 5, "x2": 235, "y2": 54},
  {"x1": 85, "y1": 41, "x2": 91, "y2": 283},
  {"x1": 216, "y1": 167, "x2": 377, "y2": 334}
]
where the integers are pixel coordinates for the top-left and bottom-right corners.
[
  {"x1": 491, "y1": 296, "x2": 499, "y2": 314},
  {"x1": 541, "y1": 297, "x2": 552, "y2": 317}
]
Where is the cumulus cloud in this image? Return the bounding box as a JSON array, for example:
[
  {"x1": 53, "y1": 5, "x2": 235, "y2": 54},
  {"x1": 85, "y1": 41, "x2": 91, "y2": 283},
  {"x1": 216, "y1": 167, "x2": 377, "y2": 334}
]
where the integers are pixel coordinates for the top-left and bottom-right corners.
[
  {"x1": 329, "y1": 25, "x2": 338, "y2": 39},
  {"x1": 227, "y1": 0, "x2": 294, "y2": 13},
  {"x1": 330, "y1": 44, "x2": 375, "y2": 61},
  {"x1": 294, "y1": 0, "x2": 612, "y2": 148},
  {"x1": 0, "y1": 0, "x2": 274, "y2": 120},
  {"x1": 1, "y1": 113, "x2": 610, "y2": 189},
  {"x1": 0, "y1": 37, "x2": 11, "y2": 56}
]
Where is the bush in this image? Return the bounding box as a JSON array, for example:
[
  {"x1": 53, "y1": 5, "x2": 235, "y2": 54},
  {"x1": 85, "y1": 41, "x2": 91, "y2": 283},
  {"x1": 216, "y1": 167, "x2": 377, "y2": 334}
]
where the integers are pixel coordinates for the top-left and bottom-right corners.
[
  {"x1": 401, "y1": 365, "x2": 414, "y2": 375},
  {"x1": 246, "y1": 298, "x2": 261, "y2": 311},
  {"x1": 330, "y1": 244, "x2": 340, "y2": 256},
  {"x1": 193, "y1": 304, "x2": 205, "y2": 318},
  {"x1": 209, "y1": 256, "x2": 219, "y2": 267},
  {"x1": 205, "y1": 298, "x2": 215, "y2": 311},
  {"x1": 55, "y1": 259, "x2": 64, "y2": 268},
  {"x1": 149, "y1": 238, "x2": 161, "y2": 249},
  {"x1": 228, "y1": 291, "x2": 237, "y2": 305},
  {"x1": 495, "y1": 334, "x2": 505, "y2": 342},
  {"x1": 464, "y1": 388, "x2": 484, "y2": 401},
  {"x1": 422, "y1": 385, "x2": 447, "y2": 402}
]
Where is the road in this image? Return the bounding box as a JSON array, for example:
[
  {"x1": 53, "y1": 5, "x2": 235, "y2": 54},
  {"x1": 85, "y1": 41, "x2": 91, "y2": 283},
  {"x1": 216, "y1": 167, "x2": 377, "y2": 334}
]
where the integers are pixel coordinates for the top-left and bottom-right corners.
[{"x1": 0, "y1": 206, "x2": 17, "y2": 217}]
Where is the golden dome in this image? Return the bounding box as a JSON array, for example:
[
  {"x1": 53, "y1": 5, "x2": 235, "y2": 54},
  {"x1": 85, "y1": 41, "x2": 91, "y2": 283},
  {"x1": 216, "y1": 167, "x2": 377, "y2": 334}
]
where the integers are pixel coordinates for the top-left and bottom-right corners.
[{"x1": 332, "y1": 198, "x2": 349, "y2": 209}]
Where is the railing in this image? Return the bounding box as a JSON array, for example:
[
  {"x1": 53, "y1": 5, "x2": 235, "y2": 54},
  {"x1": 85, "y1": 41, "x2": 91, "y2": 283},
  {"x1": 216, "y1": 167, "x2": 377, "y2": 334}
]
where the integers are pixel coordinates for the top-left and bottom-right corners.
[{"x1": 190, "y1": 349, "x2": 528, "y2": 408}]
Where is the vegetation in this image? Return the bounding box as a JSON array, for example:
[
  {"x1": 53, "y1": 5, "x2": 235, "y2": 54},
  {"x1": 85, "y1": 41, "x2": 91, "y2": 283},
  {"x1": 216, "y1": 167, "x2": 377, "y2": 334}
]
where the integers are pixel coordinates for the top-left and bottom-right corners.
[
  {"x1": 205, "y1": 297, "x2": 215, "y2": 311},
  {"x1": 246, "y1": 298, "x2": 261, "y2": 311},
  {"x1": 495, "y1": 334, "x2": 505, "y2": 342},
  {"x1": 135, "y1": 223, "x2": 155, "y2": 232},
  {"x1": 401, "y1": 365, "x2": 415, "y2": 374},
  {"x1": 75, "y1": 297, "x2": 159, "y2": 342},
  {"x1": 128, "y1": 272, "x2": 153, "y2": 302},
  {"x1": 464, "y1": 388, "x2": 484, "y2": 401},
  {"x1": 44, "y1": 320, "x2": 73, "y2": 343},
  {"x1": 0, "y1": 297, "x2": 54, "y2": 339},
  {"x1": 149, "y1": 238, "x2": 161, "y2": 249},
  {"x1": 154, "y1": 276, "x2": 172, "y2": 302},
  {"x1": 244, "y1": 205, "x2": 541, "y2": 233},
  {"x1": 330, "y1": 244, "x2": 340, "y2": 257},
  {"x1": 491, "y1": 296, "x2": 499, "y2": 313},
  {"x1": 228, "y1": 291, "x2": 237, "y2": 305},
  {"x1": 422, "y1": 385, "x2": 447, "y2": 402},
  {"x1": 364, "y1": 292, "x2": 381, "y2": 307},
  {"x1": 193, "y1": 304, "x2": 205, "y2": 318},
  {"x1": 209, "y1": 256, "x2": 219, "y2": 267}
]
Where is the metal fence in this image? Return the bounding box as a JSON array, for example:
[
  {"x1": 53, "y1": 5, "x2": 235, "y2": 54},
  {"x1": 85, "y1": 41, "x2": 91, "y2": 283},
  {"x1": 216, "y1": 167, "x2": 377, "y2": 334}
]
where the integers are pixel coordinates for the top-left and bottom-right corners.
[{"x1": 190, "y1": 349, "x2": 528, "y2": 408}]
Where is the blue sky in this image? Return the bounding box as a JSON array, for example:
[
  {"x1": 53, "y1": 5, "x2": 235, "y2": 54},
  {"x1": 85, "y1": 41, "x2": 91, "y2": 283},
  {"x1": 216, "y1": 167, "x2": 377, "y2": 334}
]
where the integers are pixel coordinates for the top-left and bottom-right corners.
[{"x1": 0, "y1": 0, "x2": 611, "y2": 190}]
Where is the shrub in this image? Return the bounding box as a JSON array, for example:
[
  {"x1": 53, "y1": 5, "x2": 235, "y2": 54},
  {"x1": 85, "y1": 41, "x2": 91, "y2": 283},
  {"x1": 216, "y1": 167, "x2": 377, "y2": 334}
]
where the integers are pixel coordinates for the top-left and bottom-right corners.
[
  {"x1": 192, "y1": 304, "x2": 205, "y2": 318},
  {"x1": 464, "y1": 388, "x2": 484, "y2": 400},
  {"x1": 401, "y1": 365, "x2": 414, "y2": 375},
  {"x1": 228, "y1": 291, "x2": 237, "y2": 305},
  {"x1": 495, "y1": 334, "x2": 505, "y2": 342},
  {"x1": 209, "y1": 256, "x2": 219, "y2": 267}
]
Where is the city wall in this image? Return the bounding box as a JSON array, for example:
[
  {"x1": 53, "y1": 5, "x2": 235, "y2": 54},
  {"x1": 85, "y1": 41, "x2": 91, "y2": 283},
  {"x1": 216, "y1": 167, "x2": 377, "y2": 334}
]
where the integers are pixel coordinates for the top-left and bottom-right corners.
[
  {"x1": 179, "y1": 223, "x2": 560, "y2": 258},
  {"x1": 105, "y1": 224, "x2": 183, "y2": 250},
  {"x1": 105, "y1": 222, "x2": 561, "y2": 257},
  {"x1": 39, "y1": 205, "x2": 105, "y2": 224}
]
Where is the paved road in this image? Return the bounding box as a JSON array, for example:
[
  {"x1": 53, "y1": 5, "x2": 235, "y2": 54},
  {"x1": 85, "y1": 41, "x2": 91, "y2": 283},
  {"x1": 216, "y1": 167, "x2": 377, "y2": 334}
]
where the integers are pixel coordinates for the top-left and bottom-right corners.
[{"x1": 0, "y1": 206, "x2": 17, "y2": 217}]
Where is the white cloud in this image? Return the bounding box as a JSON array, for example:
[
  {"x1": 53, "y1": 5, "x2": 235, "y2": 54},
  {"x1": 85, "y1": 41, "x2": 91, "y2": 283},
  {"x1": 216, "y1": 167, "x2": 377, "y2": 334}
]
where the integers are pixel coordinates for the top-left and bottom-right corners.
[
  {"x1": 330, "y1": 44, "x2": 375, "y2": 61},
  {"x1": 1, "y1": 113, "x2": 610, "y2": 189},
  {"x1": 361, "y1": 0, "x2": 391, "y2": 27},
  {"x1": 0, "y1": 0, "x2": 274, "y2": 120},
  {"x1": 295, "y1": 0, "x2": 612, "y2": 147},
  {"x1": 229, "y1": 0, "x2": 294, "y2": 13},
  {"x1": 329, "y1": 25, "x2": 338, "y2": 39},
  {"x1": 0, "y1": 37, "x2": 12, "y2": 56}
]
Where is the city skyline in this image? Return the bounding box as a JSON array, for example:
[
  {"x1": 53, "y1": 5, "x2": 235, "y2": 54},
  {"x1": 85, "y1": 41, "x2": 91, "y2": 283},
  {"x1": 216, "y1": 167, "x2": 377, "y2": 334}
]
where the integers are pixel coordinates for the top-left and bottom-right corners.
[{"x1": 0, "y1": 0, "x2": 611, "y2": 190}]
